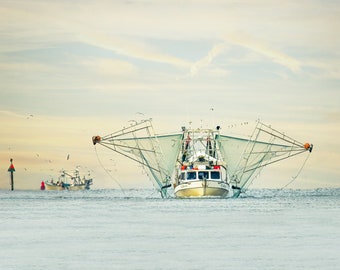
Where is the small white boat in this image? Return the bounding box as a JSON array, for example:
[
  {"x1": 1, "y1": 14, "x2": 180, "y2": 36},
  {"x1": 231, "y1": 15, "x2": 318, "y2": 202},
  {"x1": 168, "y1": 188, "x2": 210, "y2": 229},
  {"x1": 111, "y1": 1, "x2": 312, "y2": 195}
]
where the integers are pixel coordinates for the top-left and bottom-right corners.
[{"x1": 44, "y1": 169, "x2": 93, "y2": 191}]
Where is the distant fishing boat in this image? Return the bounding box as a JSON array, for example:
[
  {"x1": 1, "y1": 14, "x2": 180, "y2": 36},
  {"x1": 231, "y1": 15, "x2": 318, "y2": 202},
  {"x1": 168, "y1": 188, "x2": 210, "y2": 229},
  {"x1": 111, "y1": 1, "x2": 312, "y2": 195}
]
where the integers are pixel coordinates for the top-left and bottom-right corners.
[
  {"x1": 92, "y1": 119, "x2": 313, "y2": 198},
  {"x1": 44, "y1": 169, "x2": 93, "y2": 191}
]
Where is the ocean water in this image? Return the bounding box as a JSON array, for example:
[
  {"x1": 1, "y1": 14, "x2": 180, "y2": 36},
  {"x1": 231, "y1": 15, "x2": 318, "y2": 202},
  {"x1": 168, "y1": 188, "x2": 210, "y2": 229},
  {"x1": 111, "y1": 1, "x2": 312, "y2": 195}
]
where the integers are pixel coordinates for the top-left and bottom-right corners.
[{"x1": 0, "y1": 188, "x2": 339, "y2": 270}]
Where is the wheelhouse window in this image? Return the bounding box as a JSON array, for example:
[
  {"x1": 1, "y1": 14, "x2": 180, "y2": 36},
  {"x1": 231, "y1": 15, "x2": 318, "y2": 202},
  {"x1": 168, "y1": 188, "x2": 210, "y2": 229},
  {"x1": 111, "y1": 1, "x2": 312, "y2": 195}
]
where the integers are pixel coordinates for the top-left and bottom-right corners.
[
  {"x1": 186, "y1": 172, "x2": 197, "y2": 180},
  {"x1": 180, "y1": 172, "x2": 185, "y2": 180},
  {"x1": 198, "y1": 171, "x2": 209, "y2": 180},
  {"x1": 210, "y1": 171, "x2": 221, "y2": 180}
]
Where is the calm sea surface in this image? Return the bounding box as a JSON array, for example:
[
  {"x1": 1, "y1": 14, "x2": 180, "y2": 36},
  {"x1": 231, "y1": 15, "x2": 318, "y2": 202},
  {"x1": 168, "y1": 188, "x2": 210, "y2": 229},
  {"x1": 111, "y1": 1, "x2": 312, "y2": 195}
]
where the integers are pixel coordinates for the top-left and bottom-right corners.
[{"x1": 0, "y1": 188, "x2": 339, "y2": 270}]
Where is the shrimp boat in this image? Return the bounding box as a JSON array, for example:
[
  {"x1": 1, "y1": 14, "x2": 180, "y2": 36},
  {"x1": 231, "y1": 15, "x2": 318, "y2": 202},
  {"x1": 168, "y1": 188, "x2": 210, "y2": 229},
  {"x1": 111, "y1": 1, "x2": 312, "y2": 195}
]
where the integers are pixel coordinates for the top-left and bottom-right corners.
[
  {"x1": 44, "y1": 169, "x2": 93, "y2": 191},
  {"x1": 174, "y1": 127, "x2": 229, "y2": 198},
  {"x1": 92, "y1": 119, "x2": 313, "y2": 198}
]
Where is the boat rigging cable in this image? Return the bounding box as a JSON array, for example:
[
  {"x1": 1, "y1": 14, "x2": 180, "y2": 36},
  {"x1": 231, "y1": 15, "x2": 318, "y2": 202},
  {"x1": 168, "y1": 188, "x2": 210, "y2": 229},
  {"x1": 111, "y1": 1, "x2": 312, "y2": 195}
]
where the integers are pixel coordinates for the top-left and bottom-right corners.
[
  {"x1": 94, "y1": 145, "x2": 126, "y2": 195},
  {"x1": 223, "y1": 120, "x2": 313, "y2": 198},
  {"x1": 278, "y1": 151, "x2": 312, "y2": 191}
]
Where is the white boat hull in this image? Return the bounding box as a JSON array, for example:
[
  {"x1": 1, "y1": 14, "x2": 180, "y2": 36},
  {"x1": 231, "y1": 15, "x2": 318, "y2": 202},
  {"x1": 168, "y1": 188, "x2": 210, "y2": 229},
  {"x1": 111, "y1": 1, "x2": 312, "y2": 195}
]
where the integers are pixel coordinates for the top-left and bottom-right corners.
[
  {"x1": 174, "y1": 180, "x2": 229, "y2": 198},
  {"x1": 45, "y1": 183, "x2": 86, "y2": 191},
  {"x1": 68, "y1": 185, "x2": 87, "y2": 191},
  {"x1": 45, "y1": 184, "x2": 65, "y2": 191}
]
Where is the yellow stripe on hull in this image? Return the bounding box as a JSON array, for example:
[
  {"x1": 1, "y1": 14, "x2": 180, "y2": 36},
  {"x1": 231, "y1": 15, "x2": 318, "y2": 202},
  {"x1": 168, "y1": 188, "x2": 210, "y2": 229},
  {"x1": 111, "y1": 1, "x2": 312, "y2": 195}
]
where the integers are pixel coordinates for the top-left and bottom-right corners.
[
  {"x1": 45, "y1": 184, "x2": 86, "y2": 191},
  {"x1": 174, "y1": 181, "x2": 229, "y2": 198},
  {"x1": 68, "y1": 185, "x2": 86, "y2": 191},
  {"x1": 45, "y1": 184, "x2": 65, "y2": 191}
]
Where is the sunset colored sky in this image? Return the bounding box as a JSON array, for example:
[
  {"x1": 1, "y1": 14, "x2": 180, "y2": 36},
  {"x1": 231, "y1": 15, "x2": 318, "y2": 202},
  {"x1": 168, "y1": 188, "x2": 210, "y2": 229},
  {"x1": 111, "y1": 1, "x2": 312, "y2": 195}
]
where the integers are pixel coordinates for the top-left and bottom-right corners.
[{"x1": 1, "y1": 0, "x2": 339, "y2": 190}]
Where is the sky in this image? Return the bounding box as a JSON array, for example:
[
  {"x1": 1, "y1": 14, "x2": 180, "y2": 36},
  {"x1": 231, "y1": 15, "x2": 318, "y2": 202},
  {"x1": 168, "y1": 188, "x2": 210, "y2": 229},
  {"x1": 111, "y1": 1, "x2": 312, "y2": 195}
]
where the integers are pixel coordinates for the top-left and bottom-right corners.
[{"x1": 1, "y1": 0, "x2": 339, "y2": 190}]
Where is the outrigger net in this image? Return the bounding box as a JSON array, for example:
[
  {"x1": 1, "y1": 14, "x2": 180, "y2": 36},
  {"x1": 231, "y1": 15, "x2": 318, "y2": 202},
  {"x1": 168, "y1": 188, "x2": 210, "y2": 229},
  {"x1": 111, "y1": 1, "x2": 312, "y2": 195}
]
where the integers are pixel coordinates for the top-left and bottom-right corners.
[
  {"x1": 92, "y1": 120, "x2": 183, "y2": 198},
  {"x1": 216, "y1": 121, "x2": 313, "y2": 197}
]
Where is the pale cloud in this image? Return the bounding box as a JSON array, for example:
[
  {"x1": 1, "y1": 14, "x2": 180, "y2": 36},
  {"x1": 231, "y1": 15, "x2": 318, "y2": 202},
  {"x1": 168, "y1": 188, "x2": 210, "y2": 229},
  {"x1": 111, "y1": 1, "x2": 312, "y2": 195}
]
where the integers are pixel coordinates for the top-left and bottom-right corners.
[
  {"x1": 0, "y1": 4, "x2": 76, "y2": 53},
  {"x1": 302, "y1": 58, "x2": 340, "y2": 80},
  {"x1": 226, "y1": 33, "x2": 301, "y2": 72},
  {"x1": 77, "y1": 33, "x2": 191, "y2": 69},
  {"x1": 82, "y1": 58, "x2": 138, "y2": 77},
  {"x1": 0, "y1": 62, "x2": 55, "y2": 73},
  {"x1": 190, "y1": 43, "x2": 228, "y2": 76},
  {"x1": 1, "y1": 0, "x2": 338, "y2": 77},
  {"x1": 1, "y1": 1, "x2": 339, "y2": 47},
  {"x1": 325, "y1": 110, "x2": 340, "y2": 122}
]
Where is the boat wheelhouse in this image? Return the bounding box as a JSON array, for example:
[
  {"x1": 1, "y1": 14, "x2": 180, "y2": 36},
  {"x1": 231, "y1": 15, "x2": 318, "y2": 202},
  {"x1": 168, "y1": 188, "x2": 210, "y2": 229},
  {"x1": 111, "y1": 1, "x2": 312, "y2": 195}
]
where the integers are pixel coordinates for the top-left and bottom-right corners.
[{"x1": 174, "y1": 164, "x2": 229, "y2": 198}]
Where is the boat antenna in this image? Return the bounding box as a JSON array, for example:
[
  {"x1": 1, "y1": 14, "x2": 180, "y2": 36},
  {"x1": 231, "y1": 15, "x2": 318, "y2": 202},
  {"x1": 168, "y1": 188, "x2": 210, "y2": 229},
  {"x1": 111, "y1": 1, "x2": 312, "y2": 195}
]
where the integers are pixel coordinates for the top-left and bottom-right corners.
[
  {"x1": 94, "y1": 145, "x2": 126, "y2": 195},
  {"x1": 210, "y1": 107, "x2": 215, "y2": 129}
]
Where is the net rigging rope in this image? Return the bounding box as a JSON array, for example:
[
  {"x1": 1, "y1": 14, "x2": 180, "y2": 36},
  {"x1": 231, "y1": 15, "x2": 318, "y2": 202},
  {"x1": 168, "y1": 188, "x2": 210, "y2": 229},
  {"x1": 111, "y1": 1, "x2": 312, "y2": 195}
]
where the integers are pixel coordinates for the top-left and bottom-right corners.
[
  {"x1": 94, "y1": 145, "x2": 126, "y2": 195},
  {"x1": 278, "y1": 152, "x2": 311, "y2": 191}
]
